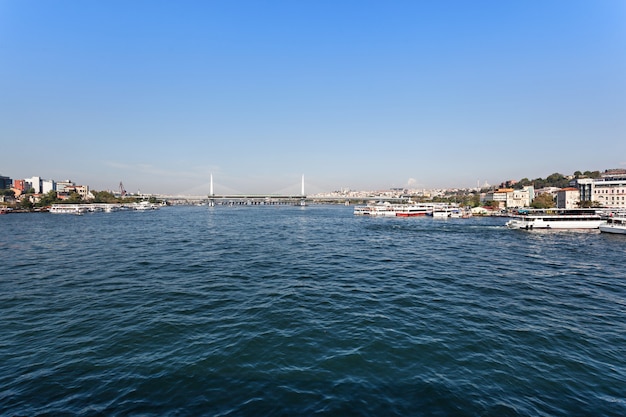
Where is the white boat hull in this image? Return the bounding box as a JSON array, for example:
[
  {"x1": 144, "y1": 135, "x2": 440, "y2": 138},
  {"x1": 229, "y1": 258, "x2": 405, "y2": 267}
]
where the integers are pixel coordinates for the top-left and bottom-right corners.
[
  {"x1": 505, "y1": 209, "x2": 605, "y2": 230},
  {"x1": 599, "y1": 224, "x2": 626, "y2": 234},
  {"x1": 506, "y1": 219, "x2": 604, "y2": 230},
  {"x1": 506, "y1": 220, "x2": 604, "y2": 230},
  {"x1": 599, "y1": 217, "x2": 626, "y2": 234},
  {"x1": 354, "y1": 204, "x2": 432, "y2": 217}
]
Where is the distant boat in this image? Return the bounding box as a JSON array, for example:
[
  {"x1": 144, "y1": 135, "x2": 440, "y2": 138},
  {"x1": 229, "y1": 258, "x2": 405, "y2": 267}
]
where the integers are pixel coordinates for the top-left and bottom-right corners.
[
  {"x1": 49, "y1": 204, "x2": 87, "y2": 214},
  {"x1": 354, "y1": 203, "x2": 433, "y2": 217},
  {"x1": 431, "y1": 206, "x2": 464, "y2": 219},
  {"x1": 353, "y1": 202, "x2": 398, "y2": 217},
  {"x1": 395, "y1": 205, "x2": 432, "y2": 217},
  {"x1": 129, "y1": 201, "x2": 160, "y2": 211}
]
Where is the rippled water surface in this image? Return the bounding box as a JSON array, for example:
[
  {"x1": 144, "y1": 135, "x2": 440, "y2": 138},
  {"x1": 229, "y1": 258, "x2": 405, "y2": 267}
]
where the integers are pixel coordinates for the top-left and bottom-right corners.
[{"x1": 1, "y1": 205, "x2": 625, "y2": 416}]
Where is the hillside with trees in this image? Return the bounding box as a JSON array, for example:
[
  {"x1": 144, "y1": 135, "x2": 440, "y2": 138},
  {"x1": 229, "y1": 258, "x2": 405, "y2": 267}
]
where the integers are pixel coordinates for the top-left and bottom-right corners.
[{"x1": 513, "y1": 170, "x2": 601, "y2": 190}]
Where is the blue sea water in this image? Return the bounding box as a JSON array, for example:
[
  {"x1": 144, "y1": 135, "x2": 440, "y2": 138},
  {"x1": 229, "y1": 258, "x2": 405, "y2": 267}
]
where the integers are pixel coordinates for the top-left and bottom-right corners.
[{"x1": 1, "y1": 205, "x2": 625, "y2": 416}]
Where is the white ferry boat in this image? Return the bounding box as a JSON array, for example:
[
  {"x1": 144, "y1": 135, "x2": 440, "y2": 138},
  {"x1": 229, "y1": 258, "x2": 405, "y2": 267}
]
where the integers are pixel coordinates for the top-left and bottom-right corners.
[
  {"x1": 354, "y1": 203, "x2": 432, "y2": 217},
  {"x1": 395, "y1": 204, "x2": 433, "y2": 217},
  {"x1": 129, "y1": 201, "x2": 160, "y2": 211},
  {"x1": 599, "y1": 216, "x2": 626, "y2": 235},
  {"x1": 505, "y1": 209, "x2": 604, "y2": 230},
  {"x1": 432, "y1": 206, "x2": 464, "y2": 219},
  {"x1": 49, "y1": 204, "x2": 87, "y2": 214},
  {"x1": 354, "y1": 203, "x2": 400, "y2": 217}
]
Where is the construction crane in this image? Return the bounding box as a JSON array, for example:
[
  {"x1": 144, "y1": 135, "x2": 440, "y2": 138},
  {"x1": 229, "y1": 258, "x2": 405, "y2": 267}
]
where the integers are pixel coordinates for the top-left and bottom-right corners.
[{"x1": 119, "y1": 181, "x2": 127, "y2": 197}]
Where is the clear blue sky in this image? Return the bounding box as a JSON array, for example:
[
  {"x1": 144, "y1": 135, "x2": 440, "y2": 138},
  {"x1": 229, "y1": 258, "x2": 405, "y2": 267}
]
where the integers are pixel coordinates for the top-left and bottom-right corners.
[{"x1": 1, "y1": 0, "x2": 625, "y2": 195}]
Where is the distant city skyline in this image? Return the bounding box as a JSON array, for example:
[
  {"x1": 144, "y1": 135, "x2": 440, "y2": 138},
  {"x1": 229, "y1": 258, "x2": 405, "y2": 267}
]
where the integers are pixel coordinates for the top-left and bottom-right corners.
[{"x1": 1, "y1": 1, "x2": 625, "y2": 195}]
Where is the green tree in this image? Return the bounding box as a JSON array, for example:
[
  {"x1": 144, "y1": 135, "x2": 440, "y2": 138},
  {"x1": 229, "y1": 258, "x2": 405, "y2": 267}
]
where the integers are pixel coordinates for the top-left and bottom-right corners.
[
  {"x1": 92, "y1": 190, "x2": 120, "y2": 203},
  {"x1": 20, "y1": 198, "x2": 34, "y2": 210},
  {"x1": 465, "y1": 194, "x2": 481, "y2": 207},
  {"x1": 37, "y1": 190, "x2": 59, "y2": 207},
  {"x1": 65, "y1": 192, "x2": 83, "y2": 203},
  {"x1": 578, "y1": 200, "x2": 602, "y2": 208},
  {"x1": 578, "y1": 170, "x2": 601, "y2": 179},
  {"x1": 531, "y1": 193, "x2": 555, "y2": 208},
  {"x1": 484, "y1": 200, "x2": 501, "y2": 208}
]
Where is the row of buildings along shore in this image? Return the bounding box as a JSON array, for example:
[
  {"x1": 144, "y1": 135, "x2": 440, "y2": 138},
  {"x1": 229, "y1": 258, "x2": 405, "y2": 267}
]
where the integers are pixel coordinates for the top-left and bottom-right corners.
[
  {"x1": 313, "y1": 170, "x2": 626, "y2": 210},
  {"x1": 0, "y1": 175, "x2": 93, "y2": 204},
  {"x1": 481, "y1": 170, "x2": 626, "y2": 209},
  {"x1": 2, "y1": 170, "x2": 626, "y2": 210}
]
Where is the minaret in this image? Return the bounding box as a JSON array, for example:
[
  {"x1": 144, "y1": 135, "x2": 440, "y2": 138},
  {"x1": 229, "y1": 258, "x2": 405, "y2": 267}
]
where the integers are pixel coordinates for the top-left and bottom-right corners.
[
  {"x1": 210, "y1": 174, "x2": 214, "y2": 196},
  {"x1": 301, "y1": 174, "x2": 305, "y2": 196}
]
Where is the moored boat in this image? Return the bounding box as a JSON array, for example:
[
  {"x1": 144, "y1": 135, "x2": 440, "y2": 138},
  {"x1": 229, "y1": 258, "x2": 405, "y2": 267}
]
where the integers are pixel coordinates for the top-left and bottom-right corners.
[
  {"x1": 505, "y1": 209, "x2": 604, "y2": 230},
  {"x1": 353, "y1": 203, "x2": 401, "y2": 217},
  {"x1": 49, "y1": 204, "x2": 87, "y2": 214},
  {"x1": 354, "y1": 203, "x2": 433, "y2": 217},
  {"x1": 599, "y1": 216, "x2": 626, "y2": 235},
  {"x1": 432, "y1": 207, "x2": 463, "y2": 219},
  {"x1": 395, "y1": 204, "x2": 433, "y2": 217},
  {"x1": 129, "y1": 201, "x2": 160, "y2": 211}
]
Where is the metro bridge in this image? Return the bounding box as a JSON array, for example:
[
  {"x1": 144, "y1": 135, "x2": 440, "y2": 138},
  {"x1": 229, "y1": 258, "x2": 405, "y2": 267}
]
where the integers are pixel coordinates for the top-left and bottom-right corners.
[
  {"x1": 208, "y1": 194, "x2": 306, "y2": 206},
  {"x1": 205, "y1": 175, "x2": 306, "y2": 206},
  {"x1": 158, "y1": 175, "x2": 412, "y2": 205}
]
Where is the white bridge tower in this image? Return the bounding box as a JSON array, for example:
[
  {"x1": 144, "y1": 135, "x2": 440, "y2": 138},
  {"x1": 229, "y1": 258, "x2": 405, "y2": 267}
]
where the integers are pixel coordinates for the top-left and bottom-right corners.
[{"x1": 208, "y1": 174, "x2": 215, "y2": 206}]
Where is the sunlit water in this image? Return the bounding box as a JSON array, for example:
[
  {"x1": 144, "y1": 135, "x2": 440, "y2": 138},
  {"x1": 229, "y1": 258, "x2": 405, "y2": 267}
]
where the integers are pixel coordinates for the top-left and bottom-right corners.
[{"x1": 1, "y1": 205, "x2": 625, "y2": 416}]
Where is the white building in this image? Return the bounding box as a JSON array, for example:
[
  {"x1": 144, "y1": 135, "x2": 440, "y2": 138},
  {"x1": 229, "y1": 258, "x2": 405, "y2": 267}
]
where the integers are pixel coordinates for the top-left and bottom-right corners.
[
  {"x1": 482, "y1": 188, "x2": 512, "y2": 209},
  {"x1": 556, "y1": 188, "x2": 580, "y2": 209},
  {"x1": 574, "y1": 174, "x2": 626, "y2": 208},
  {"x1": 25, "y1": 176, "x2": 42, "y2": 194},
  {"x1": 56, "y1": 180, "x2": 75, "y2": 193},
  {"x1": 483, "y1": 186, "x2": 534, "y2": 208},
  {"x1": 506, "y1": 186, "x2": 534, "y2": 208},
  {"x1": 42, "y1": 179, "x2": 55, "y2": 194}
]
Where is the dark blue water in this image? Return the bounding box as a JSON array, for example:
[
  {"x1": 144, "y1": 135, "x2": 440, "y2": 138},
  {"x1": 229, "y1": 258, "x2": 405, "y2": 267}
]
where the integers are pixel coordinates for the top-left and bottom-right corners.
[{"x1": 1, "y1": 205, "x2": 625, "y2": 416}]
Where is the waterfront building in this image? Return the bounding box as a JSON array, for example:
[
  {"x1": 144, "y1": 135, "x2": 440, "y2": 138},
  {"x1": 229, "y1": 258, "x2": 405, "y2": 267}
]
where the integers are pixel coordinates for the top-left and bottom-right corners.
[
  {"x1": 556, "y1": 187, "x2": 580, "y2": 209},
  {"x1": 12, "y1": 179, "x2": 26, "y2": 192},
  {"x1": 11, "y1": 179, "x2": 26, "y2": 197},
  {"x1": 56, "y1": 180, "x2": 75, "y2": 193},
  {"x1": 506, "y1": 186, "x2": 534, "y2": 208},
  {"x1": 25, "y1": 176, "x2": 42, "y2": 194},
  {"x1": 0, "y1": 175, "x2": 12, "y2": 189},
  {"x1": 56, "y1": 183, "x2": 90, "y2": 200},
  {"x1": 42, "y1": 179, "x2": 55, "y2": 194},
  {"x1": 482, "y1": 186, "x2": 534, "y2": 209},
  {"x1": 534, "y1": 187, "x2": 560, "y2": 198},
  {"x1": 576, "y1": 178, "x2": 594, "y2": 202},
  {"x1": 572, "y1": 172, "x2": 626, "y2": 208},
  {"x1": 482, "y1": 188, "x2": 513, "y2": 209}
]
